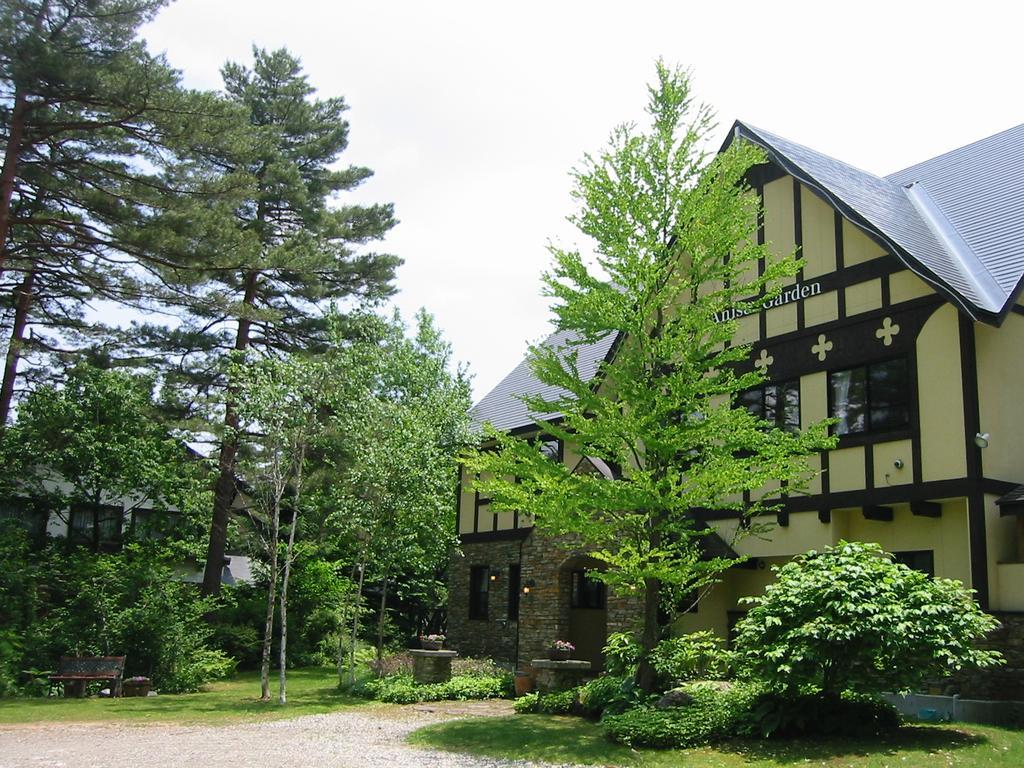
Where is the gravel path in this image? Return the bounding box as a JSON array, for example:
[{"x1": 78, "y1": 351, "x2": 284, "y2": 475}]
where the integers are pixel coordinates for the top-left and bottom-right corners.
[{"x1": 0, "y1": 701, "x2": 563, "y2": 768}]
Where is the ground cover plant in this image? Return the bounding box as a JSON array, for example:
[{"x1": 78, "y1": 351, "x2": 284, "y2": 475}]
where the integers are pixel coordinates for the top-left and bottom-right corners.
[
  {"x1": 0, "y1": 667, "x2": 365, "y2": 725},
  {"x1": 356, "y1": 672, "x2": 511, "y2": 704}
]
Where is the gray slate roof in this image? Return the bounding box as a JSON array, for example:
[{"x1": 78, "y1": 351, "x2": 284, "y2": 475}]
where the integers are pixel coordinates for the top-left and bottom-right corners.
[
  {"x1": 470, "y1": 328, "x2": 618, "y2": 431},
  {"x1": 729, "y1": 121, "x2": 1024, "y2": 323},
  {"x1": 478, "y1": 122, "x2": 1024, "y2": 432}
]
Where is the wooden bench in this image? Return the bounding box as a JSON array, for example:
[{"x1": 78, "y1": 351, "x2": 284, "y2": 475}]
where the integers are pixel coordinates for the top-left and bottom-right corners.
[{"x1": 49, "y1": 656, "x2": 126, "y2": 698}]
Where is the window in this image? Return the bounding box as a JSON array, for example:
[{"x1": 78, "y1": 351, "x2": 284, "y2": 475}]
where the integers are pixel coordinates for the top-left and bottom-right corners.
[
  {"x1": 894, "y1": 550, "x2": 934, "y2": 577},
  {"x1": 740, "y1": 379, "x2": 800, "y2": 431},
  {"x1": 469, "y1": 566, "x2": 490, "y2": 620},
  {"x1": 70, "y1": 504, "x2": 123, "y2": 549},
  {"x1": 0, "y1": 500, "x2": 47, "y2": 542},
  {"x1": 830, "y1": 359, "x2": 910, "y2": 436},
  {"x1": 507, "y1": 564, "x2": 521, "y2": 621},
  {"x1": 130, "y1": 510, "x2": 181, "y2": 541},
  {"x1": 571, "y1": 570, "x2": 606, "y2": 609}
]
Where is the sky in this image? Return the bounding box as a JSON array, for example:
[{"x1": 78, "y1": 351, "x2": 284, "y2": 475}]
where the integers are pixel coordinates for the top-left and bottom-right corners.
[{"x1": 142, "y1": 0, "x2": 1022, "y2": 402}]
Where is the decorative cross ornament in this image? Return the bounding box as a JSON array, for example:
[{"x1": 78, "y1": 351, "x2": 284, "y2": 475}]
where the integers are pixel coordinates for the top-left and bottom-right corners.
[
  {"x1": 811, "y1": 334, "x2": 833, "y2": 362},
  {"x1": 753, "y1": 349, "x2": 774, "y2": 373},
  {"x1": 875, "y1": 317, "x2": 901, "y2": 346}
]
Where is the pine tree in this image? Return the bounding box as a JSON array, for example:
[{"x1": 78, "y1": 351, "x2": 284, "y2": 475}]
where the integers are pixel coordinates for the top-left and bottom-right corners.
[
  {"x1": 156, "y1": 48, "x2": 400, "y2": 596},
  {"x1": 0, "y1": 0, "x2": 240, "y2": 422}
]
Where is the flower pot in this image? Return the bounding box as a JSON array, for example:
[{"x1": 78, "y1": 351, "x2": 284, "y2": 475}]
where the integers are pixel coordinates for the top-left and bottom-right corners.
[
  {"x1": 547, "y1": 648, "x2": 571, "y2": 661},
  {"x1": 514, "y1": 670, "x2": 535, "y2": 697},
  {"x1": 420, "y1": 639, "x2": 443, "y2": 651}
]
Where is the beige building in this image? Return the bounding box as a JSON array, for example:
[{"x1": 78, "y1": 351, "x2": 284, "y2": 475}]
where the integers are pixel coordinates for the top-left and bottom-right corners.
[{"x1": 450, "y1": 122, "x2": 1024, "y2": 696}]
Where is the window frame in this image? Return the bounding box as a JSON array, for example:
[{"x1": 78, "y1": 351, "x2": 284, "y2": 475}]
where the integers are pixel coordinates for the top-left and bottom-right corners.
[
  {"x1": 739, "y1": 377, "x2": 801, "y2": 432},
  {"x1": 468, "y1": 565, "x2": 490, "y2": 620},
  {"x1": 70, "y1": 503, "x2": 123, "y2": 550},
  {"x1": 828, "y1": 357, "x2": 912, "y2": 439},
  {"x1": 507, "y1": 564, "x2": 521, "y2": 621},
  {"x1": 570, "y1": 569, "x2": 607, "y2": 610}
]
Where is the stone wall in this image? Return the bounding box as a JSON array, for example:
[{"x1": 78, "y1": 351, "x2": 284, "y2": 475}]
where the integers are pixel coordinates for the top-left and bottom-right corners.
[
  {"x1": 954, "y1": 612, "x2": 1024, "y2": 701},
  {"x1": 446, "y1": 537, "x2": 522, "y2": 663},
  {"x1": 447, "y1": 529, "x2": 643, "y2": 671}
]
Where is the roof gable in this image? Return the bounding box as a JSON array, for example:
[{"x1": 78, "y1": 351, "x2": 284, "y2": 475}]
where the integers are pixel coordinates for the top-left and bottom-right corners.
[
  {"x1": 469, "y1": 328, "x2": 618, "y2": 432},
  {"x1": 727, "y1": 121, "x2": 1024, "y2": 323}
]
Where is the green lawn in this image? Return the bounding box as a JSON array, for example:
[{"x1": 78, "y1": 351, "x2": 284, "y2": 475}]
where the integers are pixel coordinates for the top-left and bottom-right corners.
[
  {"x1": 0, "y1": 667, "x2": 368, "y2": 725},
  {"x1": 408, "y1": 714, "x2": 1024, "y2": 767}
]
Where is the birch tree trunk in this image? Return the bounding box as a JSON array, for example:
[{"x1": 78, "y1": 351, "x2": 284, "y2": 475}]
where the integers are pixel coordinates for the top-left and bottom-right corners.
[
  {"x1": 259, "y1": 493, "x2": 281, "y2": 701},
  {"x1": 375, "y1": 577, "x2": 389, "y2": 666},
  {"x1": 278, "y1": 446, "x2": 304, "y2": 705},
  {"x1": 348, "y1": 562, "x2": 366, "y2": 688}
]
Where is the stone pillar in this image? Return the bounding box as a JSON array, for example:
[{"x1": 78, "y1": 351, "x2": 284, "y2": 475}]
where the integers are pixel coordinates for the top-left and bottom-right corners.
[
  {"x1": 531, "y1": 659, "x2": 592, "y2": 693},
  {"x1": 409, "y1": 650, "x2": 458, "y2": 684}
]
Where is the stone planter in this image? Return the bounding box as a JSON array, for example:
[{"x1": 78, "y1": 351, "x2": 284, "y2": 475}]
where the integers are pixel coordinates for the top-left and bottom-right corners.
[
  {"x1": 409, "y1": 649, "x2": 458, "y2": 684},
  {"x1": 547, "y1": 648, "x2": 571, "y2": 661},
  {"x1": 122, "y1": 680, "x2": 152, "y2": 697},
  {"x1": 420, "y1": 639, "x2": 444, "y2": 651}
]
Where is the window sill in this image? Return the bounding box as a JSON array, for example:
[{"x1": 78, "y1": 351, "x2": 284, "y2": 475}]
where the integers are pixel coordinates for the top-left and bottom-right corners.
[{"x1": 832, "y1": 428, "x2": 912, "y2": 449}]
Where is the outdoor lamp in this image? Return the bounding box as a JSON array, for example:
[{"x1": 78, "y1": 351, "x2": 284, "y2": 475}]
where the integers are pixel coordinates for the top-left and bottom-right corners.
[
  {"x1": 975, "y1": 432, "x2": 990, "y2": 449},
  {"x1": 522, "y1": 579, "x2": 535, "y2": 595}
]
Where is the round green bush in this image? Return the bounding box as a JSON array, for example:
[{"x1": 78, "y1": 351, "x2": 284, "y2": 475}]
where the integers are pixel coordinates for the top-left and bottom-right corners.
[{"x1": 602, "y1": 682, "x2": 759, "y2": 748}]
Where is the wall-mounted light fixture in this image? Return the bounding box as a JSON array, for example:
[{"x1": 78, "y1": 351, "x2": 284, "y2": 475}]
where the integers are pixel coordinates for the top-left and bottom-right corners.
[
  {"x1": 975, "y1": 432, "x2": 990, "y2": 449},
  {"x1": 522, "y1": 579, "x2": 535, "y2": 595},
  {"x1": 489, "y1": 571, "x2": 499, "y2": 583}
]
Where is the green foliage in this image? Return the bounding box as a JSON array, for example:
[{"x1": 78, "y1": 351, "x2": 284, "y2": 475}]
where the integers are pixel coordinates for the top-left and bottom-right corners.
[
  {"x1": 0, "y1": 366, "x2": 208, "y2": 531},
  {"x1": 463, "y1": 62, "x2": 834, "y2": 691},
  {"x1": 355, "y1": 673, "x2": 511, "y2": 704},
  {"x1": 649, "y1": 631, "x2": 734, "y2": 687},
  {"x1": 578, "y1": 674, "x2": 635, "y2": 716},
  {"x1": 734, "y1": 540, "x2": 1003, "y2": 697},
  {"x1": 513, "y1": 688, "x2": 580, "y2": 715},
  {"x1": 0, "y1": 537, "x2": 234, "y2": 695},
  {"x1": 601, "y1": 682, "x2": 759, "y2": 748},
  {"x1": 745, "y1": 691, "x2": 900, "y2": 739},
  {"x1": 512, "y1": 692, "x2": 540, "y2": 714},
  {"x1": 602, "y1": 631, "x2": 642, "y2": 677}
]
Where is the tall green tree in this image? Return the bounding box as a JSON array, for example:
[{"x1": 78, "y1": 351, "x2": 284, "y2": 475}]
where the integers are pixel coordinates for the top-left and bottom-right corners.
[
  {"x1": 0, "y1": 0, "x2": 242, "y2": 424},
  {"x1": 465, "y1": 63, "x2": 833, "y2": 692},
  {"x1": 0, "y1": 364, "x2": 207, "y2": 541},
  {"x1": 315, "y1": 310, "x2": 472, "y2": 667},
  {"x1": 153, "y1": 48, "x2": 400, "y2": 597},
  {"x1": 232, "y1": 351, "x2": 326, "y2": 704}
]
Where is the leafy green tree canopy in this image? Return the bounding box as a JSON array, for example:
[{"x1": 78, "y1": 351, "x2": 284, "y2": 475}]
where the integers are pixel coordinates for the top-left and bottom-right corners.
[
  {"x1": 734, "y1": 540, "x2": 1002, "y2": 697},
  {"x1": 465, "y1": 62, "x2": 832, "y2": 691},
  {"x1": 0, "y1": 365, "x2": 207, "y2": 527}
]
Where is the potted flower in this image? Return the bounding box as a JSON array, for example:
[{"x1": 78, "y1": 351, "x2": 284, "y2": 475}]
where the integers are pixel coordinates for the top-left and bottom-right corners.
[
  {"x1": 547, "y1": 639, "x2": 575, "y2": 661},
  {"x1": 419, "y1": 633, "x2": 445, "y2": 651},
  {"x1": 122, "y1": 676, "x2": 152, "y2": 697}
]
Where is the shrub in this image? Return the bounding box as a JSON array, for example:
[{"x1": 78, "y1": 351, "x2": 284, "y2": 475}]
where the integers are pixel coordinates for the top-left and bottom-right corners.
[
  {"x1": 512, "y1": 688, "x2": 581, "y2": 715},
  {"x1": 744, "y1": 691, "x2": 900, "y2": 738},
  {"x1": 602, "y1": 632, "x2": 641, "y2": 677},
  {"x1": 578, "y1": 674, "x2": 635, "y2": 717},
  {"x1": 369, "y1": 652, "x2": 413, "y2": 678},
  {"x1": 453, "y1": 657, "x2": 509, "y2": 678},
  {"x1": 355, "y1": 672, "x2": 511, "y2": 704},
  {"x1": 602, "y1": 682, "x2": 759, "y2": 748},
  {"x1": 159, "y1": 648, "x2": 237, "y2": 694},
  {"x1": 649, "y1": 632, "x2": 733, "y2": 687},
  {"x1": 513, "y1": 692, "x2": 540, "y2": 713},
  {"x1": 734, "y1": 541, "x2": 1003, "y2": 698}
]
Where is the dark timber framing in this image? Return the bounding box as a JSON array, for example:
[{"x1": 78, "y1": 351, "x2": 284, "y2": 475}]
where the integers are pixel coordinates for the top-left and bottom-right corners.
[{"x1": 959, "y1": 312, "x2": 989, "y2": 608}]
